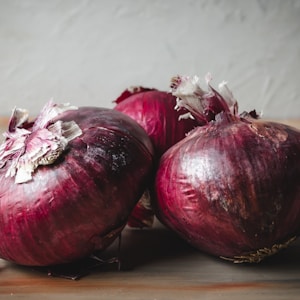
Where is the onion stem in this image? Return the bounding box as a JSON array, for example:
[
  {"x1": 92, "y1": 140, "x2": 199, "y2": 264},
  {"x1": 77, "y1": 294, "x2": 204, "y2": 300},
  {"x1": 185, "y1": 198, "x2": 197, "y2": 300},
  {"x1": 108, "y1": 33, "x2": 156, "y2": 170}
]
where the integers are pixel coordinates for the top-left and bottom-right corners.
[{"x1": 170, "y1": 74, "x2": 238, "y2": 124}]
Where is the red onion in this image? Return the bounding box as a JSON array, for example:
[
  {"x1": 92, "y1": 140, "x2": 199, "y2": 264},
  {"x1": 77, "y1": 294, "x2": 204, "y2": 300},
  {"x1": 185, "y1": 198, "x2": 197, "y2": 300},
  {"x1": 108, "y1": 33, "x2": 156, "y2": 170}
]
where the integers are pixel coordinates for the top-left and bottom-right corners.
[
  {"x1": 114, "y1": 86, "x2": 198, "y2": 158},
  {"x1": 114, "y1": 87, "x2": 196, "y2": 228},
  {"x1": 0, "y1": 101, "x2": 154, "y2": 266},
  {"x1": 154, "y1": 74, "x2": 300, "y2": 262},
  {"x1": 114, "y1": 85, "x2": 230, "y2": 227}
]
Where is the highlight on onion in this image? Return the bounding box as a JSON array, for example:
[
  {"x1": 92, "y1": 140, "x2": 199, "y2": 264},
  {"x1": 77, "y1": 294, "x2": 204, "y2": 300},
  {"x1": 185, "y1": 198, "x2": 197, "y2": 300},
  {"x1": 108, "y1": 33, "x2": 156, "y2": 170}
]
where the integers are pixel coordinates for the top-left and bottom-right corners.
[
  {"x1": 154, "y1": 74, "x2": 300, "y2": 263},
  {"x1": 0, "y1": 100, "x2": 154, "y2": 266},
  {"x1": 114, "y1": 85, "x2": 231, "y2": 228}
]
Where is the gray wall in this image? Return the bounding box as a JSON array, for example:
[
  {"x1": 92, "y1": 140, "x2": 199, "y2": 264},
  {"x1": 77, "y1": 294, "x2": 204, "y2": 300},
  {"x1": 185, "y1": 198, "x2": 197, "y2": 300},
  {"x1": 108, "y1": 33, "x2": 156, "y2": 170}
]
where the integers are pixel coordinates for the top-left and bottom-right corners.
[{"x1": 0, "y1": 0, "x2": 299, "y2": 119}]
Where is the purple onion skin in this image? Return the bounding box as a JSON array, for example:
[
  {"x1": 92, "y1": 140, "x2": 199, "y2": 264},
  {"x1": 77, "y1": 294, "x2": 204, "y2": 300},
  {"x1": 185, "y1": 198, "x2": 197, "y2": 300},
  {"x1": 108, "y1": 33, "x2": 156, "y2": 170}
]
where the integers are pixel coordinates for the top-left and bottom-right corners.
[
  {"x1": 114, "y1": 89, "x2": 199, "y2": 228},
  {"x1": 155, "y1": 116, "x2": 300, "y2": 261},
  {"x1": 114, "y1": 89, "x2": 198, "y2": 159},
  {"x1": 0, "y1": 107, "x2": 154, "y2": 266}
]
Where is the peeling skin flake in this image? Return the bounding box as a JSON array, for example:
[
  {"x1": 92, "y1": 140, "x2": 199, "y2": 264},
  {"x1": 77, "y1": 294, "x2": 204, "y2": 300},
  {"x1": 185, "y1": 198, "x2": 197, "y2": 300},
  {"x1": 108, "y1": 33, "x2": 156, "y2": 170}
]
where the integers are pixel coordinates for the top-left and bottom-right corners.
[
  {"x1": 32, "y1": 99, "x2": 79, "y2": 131},
  {"x1": 170, "y1": 73, "x2": 238, "y2": 123},
  {"x1": 8, "y1": 107, "x2": 30, "y2": 132},
  {"x1": 171, "y1": 75, "x2": 207, "y2": 123},
  {"x1": 0, "y1": 100, "x2": 82, "y2": 184},
  {"x1": 218, "y1": 81, "x2": 239, "y2": 114}
]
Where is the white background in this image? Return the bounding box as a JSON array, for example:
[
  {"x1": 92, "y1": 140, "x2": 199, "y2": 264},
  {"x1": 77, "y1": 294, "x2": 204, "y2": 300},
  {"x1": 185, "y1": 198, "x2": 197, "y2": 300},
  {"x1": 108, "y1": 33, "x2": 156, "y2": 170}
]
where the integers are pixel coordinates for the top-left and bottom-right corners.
[{"x1": 0, "y1": 0, "x2": 299, "y2": 119}]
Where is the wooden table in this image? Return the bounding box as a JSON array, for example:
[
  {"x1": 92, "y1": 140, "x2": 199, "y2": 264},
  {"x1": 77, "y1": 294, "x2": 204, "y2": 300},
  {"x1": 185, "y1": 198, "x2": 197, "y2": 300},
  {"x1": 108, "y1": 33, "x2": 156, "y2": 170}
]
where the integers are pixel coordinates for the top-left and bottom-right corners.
[{"x1": 0, "y1": 119, "x2": 300, "y2": 300}]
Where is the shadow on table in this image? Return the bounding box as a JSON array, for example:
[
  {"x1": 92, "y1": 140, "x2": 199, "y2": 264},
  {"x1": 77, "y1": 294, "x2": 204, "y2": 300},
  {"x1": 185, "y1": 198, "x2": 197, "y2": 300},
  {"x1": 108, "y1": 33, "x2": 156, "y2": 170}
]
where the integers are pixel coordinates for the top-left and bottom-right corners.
[
  {"x1": 8, "y1": 219, "x2": 300, "y2": 280},
  {"x1": 108, "y1": 220, "x2": 300, "y2": 273}
]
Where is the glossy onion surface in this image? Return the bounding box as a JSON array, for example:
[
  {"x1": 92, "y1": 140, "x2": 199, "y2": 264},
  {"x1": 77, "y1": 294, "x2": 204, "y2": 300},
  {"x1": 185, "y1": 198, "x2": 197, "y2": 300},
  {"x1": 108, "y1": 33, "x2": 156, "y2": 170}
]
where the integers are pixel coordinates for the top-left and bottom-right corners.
[
  {"x1": 155, "y1": 117, "x2": 300, "y2": 262},
  {"x1": 0, "y1": 107, "x2": 153, "y2": 266},
  {"x1": 114, "y1": 89, "x2": 198, "y2": 158}
]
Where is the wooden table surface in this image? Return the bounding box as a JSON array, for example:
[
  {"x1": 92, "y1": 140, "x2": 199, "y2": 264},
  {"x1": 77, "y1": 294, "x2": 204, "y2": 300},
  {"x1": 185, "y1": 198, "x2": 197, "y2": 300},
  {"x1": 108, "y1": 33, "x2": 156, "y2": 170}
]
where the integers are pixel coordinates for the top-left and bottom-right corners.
[{"x1": 0, "y1": 119, "x2": 300, "y2": 300}]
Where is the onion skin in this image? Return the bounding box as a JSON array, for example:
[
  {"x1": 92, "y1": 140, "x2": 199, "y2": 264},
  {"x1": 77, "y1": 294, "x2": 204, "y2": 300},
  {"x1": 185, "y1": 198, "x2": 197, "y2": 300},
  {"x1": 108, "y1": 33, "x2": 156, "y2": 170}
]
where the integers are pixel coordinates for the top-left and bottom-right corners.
[
  {"x1": 114, "y1": 88, "x2": 199, "y2": 228},
  {"x1": 0, "y1": 106, "x2": 154, "y2": 266},
  {"x1": 155, "y1": 115, "x2": 300, "y2": 262},
  {"x1": 114, "y1": 88, "x2": 198, "y2": 158}
]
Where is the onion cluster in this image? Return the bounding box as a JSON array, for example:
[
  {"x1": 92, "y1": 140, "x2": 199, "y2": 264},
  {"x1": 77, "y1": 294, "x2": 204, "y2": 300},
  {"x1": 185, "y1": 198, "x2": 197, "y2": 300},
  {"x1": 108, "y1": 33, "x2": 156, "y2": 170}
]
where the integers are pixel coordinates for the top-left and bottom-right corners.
[{"x1": 0, "y1": 73, "x2": 299, "y2": 268}]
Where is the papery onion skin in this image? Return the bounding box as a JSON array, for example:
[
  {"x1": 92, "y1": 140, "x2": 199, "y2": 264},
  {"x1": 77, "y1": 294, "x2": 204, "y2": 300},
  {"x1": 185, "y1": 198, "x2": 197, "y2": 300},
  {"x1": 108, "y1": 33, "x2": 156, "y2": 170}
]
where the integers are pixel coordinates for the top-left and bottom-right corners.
[
  {"x1": 0, "y1": 106, "x2": 154, "y2": 266},
  {"x1": 155, "y1": 114, "x2": 300, "y2": 262}
]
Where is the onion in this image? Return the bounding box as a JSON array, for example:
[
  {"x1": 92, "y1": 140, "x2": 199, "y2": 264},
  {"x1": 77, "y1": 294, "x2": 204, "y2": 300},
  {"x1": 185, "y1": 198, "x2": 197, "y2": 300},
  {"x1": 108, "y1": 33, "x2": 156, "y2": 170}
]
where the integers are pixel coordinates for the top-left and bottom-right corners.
[
  {"x1": 154, "y1": 74, "x2": 300, "y2": 263},
  {"x1": 0, "y1": 101, "x2": 154, "y2": 266},
  {"x1": 114, "y1": 87, "x2": 198, "y2": 228},
  {"x1": 114, "y1": 85, "x2": 230, "y2": 227},
  {"x1": 114, "y1": 86, "x2": 198, "y2": 158}
]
